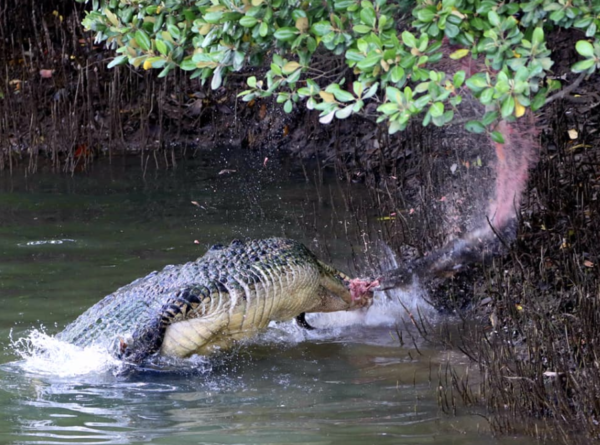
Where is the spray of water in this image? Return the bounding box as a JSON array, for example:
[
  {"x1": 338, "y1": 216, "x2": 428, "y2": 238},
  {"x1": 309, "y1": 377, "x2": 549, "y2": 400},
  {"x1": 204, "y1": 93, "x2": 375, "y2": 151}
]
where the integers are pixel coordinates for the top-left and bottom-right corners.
[{"x1": 9, "y1": 328, "x2": 121, "y2": 377}]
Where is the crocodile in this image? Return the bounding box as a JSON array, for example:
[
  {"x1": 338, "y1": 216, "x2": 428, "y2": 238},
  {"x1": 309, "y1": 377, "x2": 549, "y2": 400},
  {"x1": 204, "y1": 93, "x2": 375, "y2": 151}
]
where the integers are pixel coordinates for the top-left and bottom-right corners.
[{"x1": 58, "y1": 238, "x2": 375, "y2": 363}]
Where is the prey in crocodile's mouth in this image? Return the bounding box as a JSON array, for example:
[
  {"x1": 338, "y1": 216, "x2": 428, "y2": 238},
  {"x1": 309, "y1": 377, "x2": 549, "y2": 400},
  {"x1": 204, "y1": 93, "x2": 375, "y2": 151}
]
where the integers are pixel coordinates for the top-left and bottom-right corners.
[{"x1": 348, "y1": 277, "x2": 379, "y2": 308}]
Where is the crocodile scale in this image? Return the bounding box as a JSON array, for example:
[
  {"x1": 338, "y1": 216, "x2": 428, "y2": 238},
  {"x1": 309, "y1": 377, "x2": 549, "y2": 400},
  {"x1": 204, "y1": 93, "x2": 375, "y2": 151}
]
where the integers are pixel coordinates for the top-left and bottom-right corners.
[{"x1": 58, "y1": 238, "x2": 372, "y2": 363}]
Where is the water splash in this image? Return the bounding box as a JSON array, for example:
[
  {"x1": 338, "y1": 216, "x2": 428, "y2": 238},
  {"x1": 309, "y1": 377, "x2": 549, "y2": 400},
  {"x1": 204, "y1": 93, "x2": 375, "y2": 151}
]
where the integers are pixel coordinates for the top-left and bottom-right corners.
[
  {"x1": 9, "y1": 328, "x2": 120, "y2": 377},
  {"x1": 17, "y1": 239, "x2": 77, "y2": 247},
  {"x1": 313, "y1": 288, "x2": 433, "y2": 328}
]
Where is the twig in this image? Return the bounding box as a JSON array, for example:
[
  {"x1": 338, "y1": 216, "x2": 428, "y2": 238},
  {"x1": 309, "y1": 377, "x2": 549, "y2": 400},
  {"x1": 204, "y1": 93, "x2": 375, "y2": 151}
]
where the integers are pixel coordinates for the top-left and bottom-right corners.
[{"x1": 544, "y1": 72, "x2": 587, "y2": 106}]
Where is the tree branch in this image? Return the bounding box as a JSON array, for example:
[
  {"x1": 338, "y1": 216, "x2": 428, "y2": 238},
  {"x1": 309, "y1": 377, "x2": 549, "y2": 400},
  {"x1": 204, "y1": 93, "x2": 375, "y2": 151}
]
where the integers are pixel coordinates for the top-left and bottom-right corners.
[{"x1": 544, "y1": 72, "x2": 587, "y2": 106}]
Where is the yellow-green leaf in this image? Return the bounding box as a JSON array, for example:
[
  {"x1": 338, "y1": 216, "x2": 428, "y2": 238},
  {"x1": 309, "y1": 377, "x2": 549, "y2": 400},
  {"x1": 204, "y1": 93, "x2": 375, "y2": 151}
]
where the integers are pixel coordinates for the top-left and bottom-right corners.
[
  {"x1": 295, "y1": 17, "x2": 308, "y2": 33},
  {"x1": 104, "y1": 8, "x2": 120, "y2": 27},
  {"x1": 282, "y1": 61, "x2": 301, "y2": 74},
  {"x1": 449, "y1": 49, "x2": 469, "y2": 60},
  {"x1": 319, "y1": 91, "x2": 335, "y2": 103},
  {"x1": 514, "y1": 97, "x2": 526, "y2": 117}
]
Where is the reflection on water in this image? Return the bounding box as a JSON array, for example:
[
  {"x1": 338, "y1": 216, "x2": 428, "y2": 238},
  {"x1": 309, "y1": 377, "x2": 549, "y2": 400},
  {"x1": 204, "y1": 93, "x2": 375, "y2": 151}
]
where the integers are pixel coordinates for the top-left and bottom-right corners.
[
  {"x1": 1, "y1": 341, "x2": 495, "y2": 445},
  {"x1": 0, "y1": 151, "x2": 532, "y2": 445}
]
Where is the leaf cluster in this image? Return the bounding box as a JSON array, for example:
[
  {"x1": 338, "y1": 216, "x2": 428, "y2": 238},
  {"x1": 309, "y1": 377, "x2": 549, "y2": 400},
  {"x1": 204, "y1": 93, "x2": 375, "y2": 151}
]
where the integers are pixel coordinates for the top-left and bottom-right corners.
[{"x1": 77, "y1": 0, "x2": 600, "y2": 136}]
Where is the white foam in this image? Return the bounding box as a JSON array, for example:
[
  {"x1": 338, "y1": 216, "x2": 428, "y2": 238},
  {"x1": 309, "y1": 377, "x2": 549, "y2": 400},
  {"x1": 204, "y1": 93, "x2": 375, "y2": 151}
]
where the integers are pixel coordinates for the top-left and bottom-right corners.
[
  {"x1": 10, "y1": 329, "x2": 120, "y2": 377},
  {"x1": 18, "y1": 239, "x2": 77, "y2": 247},
  {"x1": 308, "y1": 284, "x2": 435, "y2": 329},
  {"x1": 251, "y1": 284, "x2": 435, "y2": 349}
]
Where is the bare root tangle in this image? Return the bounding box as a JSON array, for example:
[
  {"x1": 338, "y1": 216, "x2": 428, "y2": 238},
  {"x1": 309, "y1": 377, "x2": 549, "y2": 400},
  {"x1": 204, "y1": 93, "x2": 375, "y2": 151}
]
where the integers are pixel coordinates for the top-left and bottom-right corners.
[
  {"x1": 427, "y1": 92, "x2": 600, "y2": 443},
  {"x1": 0, "y1": 2, "x2": 277, "y2": 173}
]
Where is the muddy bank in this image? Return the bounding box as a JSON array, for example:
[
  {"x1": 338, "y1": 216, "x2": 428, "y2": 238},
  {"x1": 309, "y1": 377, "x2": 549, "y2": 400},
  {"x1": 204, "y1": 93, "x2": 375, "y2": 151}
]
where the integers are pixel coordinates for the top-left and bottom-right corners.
[{"x1": 429, "y1": 95, "x2": 600, "y2": 443}]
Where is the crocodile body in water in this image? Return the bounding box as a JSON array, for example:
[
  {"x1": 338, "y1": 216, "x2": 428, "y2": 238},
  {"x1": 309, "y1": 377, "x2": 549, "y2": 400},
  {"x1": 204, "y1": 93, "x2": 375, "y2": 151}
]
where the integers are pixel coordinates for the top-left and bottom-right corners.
[{"x1": 58, "y1": 238, "x2": 374, "y2": 363}]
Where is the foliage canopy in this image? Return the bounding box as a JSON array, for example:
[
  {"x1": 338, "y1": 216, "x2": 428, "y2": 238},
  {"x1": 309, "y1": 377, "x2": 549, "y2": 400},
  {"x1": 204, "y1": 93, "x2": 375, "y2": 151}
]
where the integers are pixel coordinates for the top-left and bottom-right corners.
[{"x1": 77, "y1": 0, "x2": 600, "y2": 137}]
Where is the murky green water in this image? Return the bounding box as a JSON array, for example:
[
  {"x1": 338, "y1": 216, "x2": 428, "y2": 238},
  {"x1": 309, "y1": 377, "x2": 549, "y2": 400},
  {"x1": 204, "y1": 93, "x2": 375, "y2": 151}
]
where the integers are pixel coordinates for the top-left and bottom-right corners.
[{"x1": 0, "y1": 151, "x2": 532, "y2": 445}]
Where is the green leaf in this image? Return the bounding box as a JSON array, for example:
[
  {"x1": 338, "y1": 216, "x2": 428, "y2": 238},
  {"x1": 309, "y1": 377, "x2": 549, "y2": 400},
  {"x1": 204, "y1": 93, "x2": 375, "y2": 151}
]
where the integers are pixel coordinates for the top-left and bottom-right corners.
[
  {"x1": 401, "y1": 31, "x2": 417, "y2": 48},
  {"x1": 277, "y1": 94, "x2": 289, "y2": 105},
  {"x1": 335, "y1": 104, "x2": 354, "y2": 119},
  {"x1": 307, "y1": 79, "x2": 320, "y2": 94},
  {"x1": 107, "y1": 55, "x2": 128, "y2": 69},
  {"x1": 488, "y1": 11, "x2": 500, "y2": 27},
  {"x1": 531, "y1": 91, "x2": 546, "y2": 111},
  {"x1": 363, "y1": 83, "x2": 379, "y2": 99},
  {"x1": 247, "y1": 76, "x2": 257, "y2": 88},
  {"x1": 377, "y1": 103, "x2": 398, "y2": 115},
  {"x1": 158, "y1": 64, "x2": 173, "y2": 78},
  {"x1": 287, "y1": 69, "x2": 301, "y2": 84},
  {"x1": 480, "y1": 87, "x2": 494, "y2": 104},
  {"x1": 274, "y1": 27, "x2": 299, "y2": 41},
  {"x1": 515, "y1": 66, "x2": 529, "y2": 82},
  {"x1": 453, "y1": 70, "x2": 466, "y2": 88},
  {"x1": 259, "y1": 22, "x2": 269, "y2": 37},
  {"x1": 311, "y1": 21, "x2": 332, "y2": 36},
  {"x1": 501, "y1": 95, "x2": 515, "y2": 118},
  {"x1": 360, "y1": 7, "x2": 376, "y2": 28},
  {"x1": 155, "y1": 40, "x2": 168, "y2": 56},
  {"x1": 270, "y1": 63, "x2": 282, "y2": 76},
  {"x1": 575, "y1": 40, "x2": 595, "y2": 58},
  {"x1": 430, "y1": 102, "x2": 444, "y2": 117},
  {"x1": 465, "y1": 120, "x2": 486, "y2": 134},
  {"x1": 240, "y1": 16, "x2": 258, "y2": 27},
  {"x1": 414, "y1": 93, "x2": 431, "y2": 108},
  {"x1": 135, "y1": 29, "x2": 151, "y2": 51},
  {"x1": 180, "y1": 57, "x2": 198, "y2": 71},
  {"x1": 330, "y1": 87, "x2": 354, "y2": 103},
  {"x1": 416, "y1": 8, "x2": 436, "y2": 23},
  {"x1": 388, "y1": 119, "x2": 403, "y2": 134},
  {"x1": 549, "y1": 9, "x2": 565, "y2": 23},
  {"x1": 356, "y1": 52, "x2": 382, "y2": 70},
  {"x1": 204, "y1": 11, "x2": 224, "y2": 24},
  {"x1": 532, "y1": 27, "x2": 544, "y2": 47},
  {"x1": 353, "y1": 81, "x2": 364, "y2": 97},
  {"x1": 572, "y1": 59, "x2": 595, "y2": 73},
  {"x1": 284, "y1": 99, "x2": 293, "y2": 113},
  {"x1": 490, "y1": 131, "x2": 505, "y2": 144},
  {"x1": 346, "y1": 49, "x2": 364, "y2": 62},
  {"x1": 481, "y1": 111, "x2": 499, "y2": 126},
  {"x1": 391, "y1": 66, "x2": 405, "y2": 83},
  {"x1": 167, "y1": 24, "x2": 181, "y2": 41},
  {"x1": 466, "y1": 73, "x2": 488, "y2": 91},
  {"x1": 353, "y1": 25, "x2": 372, "y2": 34},
  {"x1": 574, "y1": 17, "x2": 593, "y2": 29},
  {"x1": 449, "y1": 95, "x2": 462, "y2": 106},
  {"x1": 445, "y1": 22, "x2": 459, "y2": 38}
]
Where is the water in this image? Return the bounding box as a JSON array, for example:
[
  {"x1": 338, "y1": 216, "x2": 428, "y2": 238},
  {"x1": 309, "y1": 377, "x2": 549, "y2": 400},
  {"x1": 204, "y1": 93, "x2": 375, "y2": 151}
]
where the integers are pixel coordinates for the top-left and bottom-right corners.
[{"x1": 0, "y1": 151, "x2": 531, "y2": 445}]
